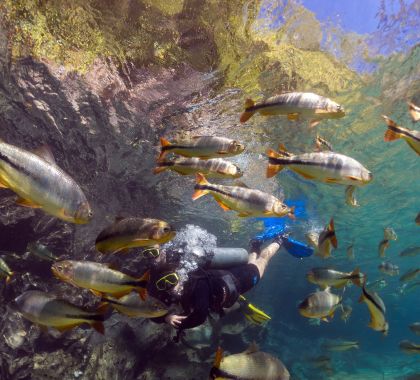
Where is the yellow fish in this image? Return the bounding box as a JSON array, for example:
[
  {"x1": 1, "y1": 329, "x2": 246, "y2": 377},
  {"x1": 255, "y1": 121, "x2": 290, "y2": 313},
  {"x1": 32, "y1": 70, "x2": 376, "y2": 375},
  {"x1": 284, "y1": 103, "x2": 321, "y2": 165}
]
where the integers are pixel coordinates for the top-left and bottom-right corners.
[
  {"x1": 359, "y1": 285, "x2": 389, "y2": 335},
  {"x1": 383, "y1": 115, "x2": 420, "y2": 155},
  {"x1": 317, "y1": 219, "x2": 338, "y2": 259}
]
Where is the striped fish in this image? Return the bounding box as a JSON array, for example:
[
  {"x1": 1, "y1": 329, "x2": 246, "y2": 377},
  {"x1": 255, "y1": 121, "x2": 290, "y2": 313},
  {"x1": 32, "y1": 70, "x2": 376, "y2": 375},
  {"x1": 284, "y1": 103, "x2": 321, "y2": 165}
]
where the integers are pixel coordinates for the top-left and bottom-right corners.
[
  {"x1": 192, "y1": 174, "x2": 294, "y2": 218},
  {"x1": 154, "y1": 157, "x2": 243, "y2": 178},
  {"x1": 0, "y1": 141, "x2": 92, "y2": 224},
  {"x1": 317, "y1": 219, "x2": 338, "y2": 259},
  {"x1": 266, "y1": 145, "x2": 372, "y2": 186},
  {"x1": 52, "y1": 260, "x2": 149, "y2": 298},
  {"x1": 408, "y1": 102, "x2": 420, "y2": 122},
  {"x1": 158, "y1": 136, "x2": 245, "y2": 160},
  {"x1": 358, "y1": 285, "x2": 388, "y2": 335},
  {"x1": 383, "y1": 116, "x2": 420, "y2": 155},
  {"x1": 239, "y1": 92, "x2": 345, "y2": 127},
  {"x1": 298, "y1": 287, "x2": 341, "y2": 322}
]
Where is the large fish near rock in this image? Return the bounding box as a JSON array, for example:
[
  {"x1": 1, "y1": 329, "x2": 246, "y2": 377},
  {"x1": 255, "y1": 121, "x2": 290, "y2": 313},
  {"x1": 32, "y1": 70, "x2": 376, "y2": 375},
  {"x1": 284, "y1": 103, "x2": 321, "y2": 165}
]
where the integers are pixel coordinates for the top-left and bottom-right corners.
[
  {"x1": 14, "y1": 290, "x2": 107, "y2": 334},
  {"x1": 239, "y1": 92, "x2": 345, "y2": 127},
  {"x1": 95, "y1": 217, "x2": 175, "y2": 254},
  {"x1": 383, "y1": 116, "x2": 420, "y2": 155},
  {"x1": 210, "y1": 344, "x2": 290, "y2": 380},
  {"x1": 0, "y1": 141, "x2": 92, "y2": 223},
  {"x1": 192, "y1": 174, "x2": 294, "y2": 218}
]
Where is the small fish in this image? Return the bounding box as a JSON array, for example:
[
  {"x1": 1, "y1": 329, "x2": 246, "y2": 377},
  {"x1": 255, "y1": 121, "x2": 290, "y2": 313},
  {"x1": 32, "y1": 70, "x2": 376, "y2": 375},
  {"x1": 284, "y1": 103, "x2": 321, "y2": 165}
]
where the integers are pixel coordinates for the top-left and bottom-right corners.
[
  {"x1": 346, "y1": 244, "x2": 355, "y2": 260},
  {"x1": 27, "y1": 242, "x2": 58, "y2": 262},
  {"x1": 399, "y1": 268, "x2": 420, "y2": 283},
  {"x1": 378, "y1": 239, "x2": 390, "y2": 258},
  {"x1": 408, "y1": 102, "x2": 420, "y2": 122},
  {"x1": 310, "y1": 355, "x2": 333, "y2": 375},
  {"x1": 239, "y1": 92, "x2": 345, "y2": 128},
  {"x1": 358, "y1": 285, "x2": 388, "y2": 335},
  {"x1": 0, "y1": 258, "x2": 14, "y2": 284},
  {"x1": 14, "y1": 290, "x2": 106, "y2": 334},
  {"x1": 378, "y1": 262, "x2": 400, "y2": 276},
  {"x1": 399, "y1": 340, "x2": 420, "y2": 355},
  {"x1": 154, "y1": 157, "x2": 243, "y2": 178},
  {"x1": 0, "y1": 142, "x2": 92, "y2": 224},
  {"x1": 192, "y1": 174, "x2": 294, "y2": 218},
  {"x1": 384, "y1": 227, "x2": 397, "y2": 241},
  {"x1": 403, "y1": 281, "x2": 420, "y2": 293},
  {"x1": 345, "y1": 185, "x2": 359, "y2": 207},
  {"x1": 306, "y1": 267, "x2": 365, "y2": 289},
  {"x1": 383, "y1": 116, "x2": 420, "y2": 155},
  {"x1": 315, "y1": 135, "x2": 333, "y2": 151},
  {"x1": 95, "y1": 217, "x2": 175, "y2": 254},
  {"x1": 101, "y1": 292, "x2": 168, "y2": 318},
  {"x1": 52, "y1": 260, "x2": 149, "y2": 298},
  {"x1": 416, "y1": 212, "x2": 420, "y2": 225},
  {"x1": 400, "y1": 246, "x2": 420, "y2": 258},
  {"x1": 322, "y1": 340, "x2": 359, "y2": 352},
  {"x1": 366, "y1": 278, "x2": 387, "y2": 292},
  {"x1": 409, "y1": 322, "x2": 420, "y2": 336},
  {"x1": 340, "y1": 304, "x2": 352, "y2": 323},
  {"x1": 317, "y1": 219, "x2": 338, "y2": 259},
  {"x1": 158, "y1": 136, "x2": 245, "y2": 161},
  {"x1": 266, "y1": 145, "x2": 372, "y2": 187},
  {"x1": 298, "y1": 287, "x2": 341, "y2": 322},
  {"x1": 305, "y1": 231, "x2": 320, "y2": 250},
  {"x1": 210, "y1": 343, "x2": 290, "y2": 380}
]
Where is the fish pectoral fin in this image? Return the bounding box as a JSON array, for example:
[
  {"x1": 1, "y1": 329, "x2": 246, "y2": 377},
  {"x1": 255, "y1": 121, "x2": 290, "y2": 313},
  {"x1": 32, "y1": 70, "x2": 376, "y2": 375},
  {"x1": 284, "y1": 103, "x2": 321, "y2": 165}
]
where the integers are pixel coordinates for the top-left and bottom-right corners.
[
  {"x1": 325, "y1": 178, "x2": 339, "y2": 183},
  {"x1": 15, "y1": 197, "x2": 42, "y2": 208},
  {"x1": 346, "y1": 176, "x2": 360, "y2": 181},
  {"x1": 215, "y1": 199, "x2": 231, "y2": 211},
  {"x1": 238, "y1": 212, "x2": 251, "y2": 217},
  {"x1": 294, "y1": 170, "x2": 316, "y2": 180},
  {"x1": 321, "y1": 317, "x2": 330, "y2": 323},
  {"x1": 309, "y1": 120, "x2": 321, "y2": 128},
  {"x1": 287, "y1": 113, "x2": 299, "y2": 121}
]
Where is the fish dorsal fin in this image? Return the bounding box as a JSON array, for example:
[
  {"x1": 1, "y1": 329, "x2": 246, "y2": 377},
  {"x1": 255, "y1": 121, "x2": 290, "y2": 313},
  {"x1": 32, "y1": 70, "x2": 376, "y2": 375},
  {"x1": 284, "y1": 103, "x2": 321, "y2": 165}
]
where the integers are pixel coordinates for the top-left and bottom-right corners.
[
  {"x1": 214, "y1": 347, "x2": 224, "y2": 368},
  {"x1": 234, "y1": 180, "x2": 250, "y2": 188},
  {"x1": 32, "y1": 145, "x2": 56, "y2": 165},
  {"x1": 244, "y1": 342, "x2": 259, "y2": 354}
]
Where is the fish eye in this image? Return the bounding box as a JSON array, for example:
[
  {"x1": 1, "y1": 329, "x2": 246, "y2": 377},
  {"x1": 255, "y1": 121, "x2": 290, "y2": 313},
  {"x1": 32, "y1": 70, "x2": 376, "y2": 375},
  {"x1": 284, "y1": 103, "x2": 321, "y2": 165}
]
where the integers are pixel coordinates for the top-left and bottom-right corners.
[
  {"x1": 163, "y1": 227, "x2": 170, "y2": 233},
  {"x1": 56, "y1": 265, "x2": 63, "y2": 271}
]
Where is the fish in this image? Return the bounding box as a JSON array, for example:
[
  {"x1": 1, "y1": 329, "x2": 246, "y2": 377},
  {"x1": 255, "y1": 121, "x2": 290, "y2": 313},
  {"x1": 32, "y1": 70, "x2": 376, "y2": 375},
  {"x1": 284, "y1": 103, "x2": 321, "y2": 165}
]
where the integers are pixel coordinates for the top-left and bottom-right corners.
[
  {"x1": 315, "y1": 135, "x2": 333, "y2": 152},
  {"x1": 239, "y1": 92, "x2": 345, "y2": 127},
  {"x1": 266, "y1": 145, "x2": 372, "y2": 186},
  {"x1": 409, "y1": 322, "x2": 420, "y2": 336},
  {"x1": 383, "y1": 116, "x2": 420, "y2": 155},
  {"x1": 378, "y1": 239, "x2": 390, "y2": 258},
  {"x1": 399, "y1": 268, "x2": 420, "y2": 283},
  {"x1": 345, "y1": 185, "x2": 359, "y2": 207},
  {"x1": 400, "y1": 246, "x2": 420, "y2": 257},
  {"x1": 399, "y1": 340, "x2": 420, "y2": 355},
  {"x1": 408, "y1": 102, "x2": 420, "y2": 122},
  {"x1": 154, "y1": 157, "x2": 243, "y2": 178},
  {"x1": 14, "y1": 290, "x2": 106, "y2": 334},
  {"x1": 95, "y1": 217, "x2": 175, "y2": 254},
  {"x1": 358, "y1": 285, "x2": 389, "y2": 335},
  {"x1": 0, "y1": 142, "x2": 92, "y2": 224},
  {"x1": 0, "y1": 258, "x2": 14, "y2": 284},
  {"x1": 416, "y1": 212, "x2": 420, "y2": 225},
  {"x1": 322, "y1": 340, "x2": 359, "y2": 352},
  {"x1": 101, "y1": 292, "x2": 168, "y2": 318},
  {"x1": 27, "y1": 242, "x2": 58, "y2": 262},
  {"x1": 317, "y1": 219, "x2": 338, "y2": 259},
  {"x1": 366, "y1": 278, "x2": 387, "y2": 292},
  {"x1": 298, "y1": 287, "x2": 341, "y2": 322},
  {"x1": 51, "y1": 260, "x2": 149, "y2": 299},
  {"x1": 192, "y1": 174, "x2": 294, "y2": 218},
  {"x1": 158, "y1": 136, "x2": 245, "y2": 161},
  {"x1": 305, "y1": 231, "x2": 320, "y2": 250},
  {"x1": 340, "y1": 304, "x2": 352, "y2": 323},
  {"x1": 346, "y1": 244, "x2": 355, "y2": 260},
  {"x1": 378, "y1": 261, "x2": 400, "y2": 276},
  {"x1": 310, "y1": 356, "x2": 333, "y2": 375},
  {"x1": 384, "y1": 227, "x2": 397, "y2": 241},
  {"x1": 402, "y1": 281, "x2": 420, "y2": 294},
  {"x1": 210, "y1": 343, "x2": 290, "y2": 380},
  {"x1": 306, "y1": 267, "x2": 365, "y2": 289}
]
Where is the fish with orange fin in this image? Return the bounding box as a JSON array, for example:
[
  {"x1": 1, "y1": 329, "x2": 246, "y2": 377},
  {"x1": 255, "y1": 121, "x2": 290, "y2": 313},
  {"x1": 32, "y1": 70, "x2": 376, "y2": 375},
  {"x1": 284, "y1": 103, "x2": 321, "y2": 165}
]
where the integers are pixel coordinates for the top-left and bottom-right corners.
[
  {"x1": 210, "y1": 344, "x2": 290, "y2": 380},
  {"x1": 52, "y1": 260, "x2": 149, "y2": 299},
  {"x1": 192, "y1": 173, "x2": 294, "y2": 218},
  {"x1": 158, "y1": 136, "x2": 244, "y2": 161},
  {"x1": 317, "y1": 218, "x2": 338, "y2": 259},
  {"x1": 0, "y1": 258, "x2": 14, "y2": 284},
  {"x1": 239, "y1": 92, "x2": 344, "y2": 127},
  {"x1": 408, "y1": 102, "x2": 420, "y2": 122},
  {"x1": 14, "y1": 290, "x2": 107, "y2": 334},
  {"x1": 382, "y1": 115, "x2": 420, "y2": 155}
]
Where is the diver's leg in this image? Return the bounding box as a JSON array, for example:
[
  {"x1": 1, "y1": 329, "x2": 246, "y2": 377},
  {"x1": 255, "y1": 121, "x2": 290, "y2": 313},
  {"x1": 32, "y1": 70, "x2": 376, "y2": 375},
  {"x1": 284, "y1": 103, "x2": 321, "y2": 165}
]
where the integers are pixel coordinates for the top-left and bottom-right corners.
[{"x1": 248, "y1": 242, "x2": 281, "y2": 278}]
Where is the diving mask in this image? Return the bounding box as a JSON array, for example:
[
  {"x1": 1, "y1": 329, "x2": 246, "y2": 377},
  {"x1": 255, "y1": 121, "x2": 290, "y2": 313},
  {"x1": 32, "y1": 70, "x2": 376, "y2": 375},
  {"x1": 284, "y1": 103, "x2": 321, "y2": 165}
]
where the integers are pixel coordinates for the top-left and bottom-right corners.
[{"x1": 156, "y1": 272, "x2": 179, "y2": 291}]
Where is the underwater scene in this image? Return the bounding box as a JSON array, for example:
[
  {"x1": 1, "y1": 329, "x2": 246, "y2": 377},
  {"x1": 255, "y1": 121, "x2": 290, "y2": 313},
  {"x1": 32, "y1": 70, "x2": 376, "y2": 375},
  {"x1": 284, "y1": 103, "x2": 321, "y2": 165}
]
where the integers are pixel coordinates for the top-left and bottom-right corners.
[{"x1": 0, "y1": 0, "x2": 419, "y2": 379}]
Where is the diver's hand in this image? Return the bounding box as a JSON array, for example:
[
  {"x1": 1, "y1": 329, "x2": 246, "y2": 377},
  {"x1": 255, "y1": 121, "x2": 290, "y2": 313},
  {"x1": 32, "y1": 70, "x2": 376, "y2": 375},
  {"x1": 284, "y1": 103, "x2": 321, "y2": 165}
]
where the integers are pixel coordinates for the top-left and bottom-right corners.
[{"x1": 165, "y1": 314, "x2": 187, "y2": 328}]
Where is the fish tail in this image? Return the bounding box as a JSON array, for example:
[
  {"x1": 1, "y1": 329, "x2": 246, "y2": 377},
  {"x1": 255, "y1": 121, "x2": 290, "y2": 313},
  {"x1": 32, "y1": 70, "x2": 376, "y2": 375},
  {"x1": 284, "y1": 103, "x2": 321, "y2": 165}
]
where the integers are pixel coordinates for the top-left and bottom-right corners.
[
  {"x1": 266, "y1": 149, "x2": 288, "y2": 178},
  {"x1": 408, "y1": 102, "x2": 420, "y2": 122},
  {"x1": 96, "y1": 302, "x2": 110, "y2": 315},
  {"x1": 288, "y1": 206, "x2": 296, "y2": 220},
  {"x1": 327, "y1": 218, "x2": 338, "y2": 248},
  {"x1": 158, "y1": 137, "x2": 172, "y2": 160},
  {"x1": 192, "y1": 173, "x2": 210, "y2": 200},
  {"x1": 240, "y1": 99, "x2": 255, "y2": 123},
  {"x1": 383, "y1": 116, "x2": 402, "y2": 142},
  {"x1": 5, "y1": 272, "x2": 14, "y2": 284},
  {"x1": 91, "y1": 321, "x2": 105, "y2": 335},
  {"x1": 351, "y1": 267, "x2": 364, "y2": 287},
  {"x1": 153, "y1": 161, "x2": 171, "y2": 174}
]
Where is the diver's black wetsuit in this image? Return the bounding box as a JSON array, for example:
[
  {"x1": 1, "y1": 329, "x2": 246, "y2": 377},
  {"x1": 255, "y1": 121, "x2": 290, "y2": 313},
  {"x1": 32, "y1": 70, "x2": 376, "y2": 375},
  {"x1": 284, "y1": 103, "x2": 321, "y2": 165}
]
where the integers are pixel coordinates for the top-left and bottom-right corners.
[{"x1": 151, "y1": 264, "x2": 260, "y2": 329}]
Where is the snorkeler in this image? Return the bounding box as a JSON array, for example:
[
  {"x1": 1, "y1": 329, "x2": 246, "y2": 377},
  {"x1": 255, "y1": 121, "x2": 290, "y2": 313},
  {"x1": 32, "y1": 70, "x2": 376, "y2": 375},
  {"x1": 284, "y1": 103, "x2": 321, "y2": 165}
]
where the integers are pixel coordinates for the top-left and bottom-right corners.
[{"x1": 147, "y1": 235, "x2": 283, "y2": 331}]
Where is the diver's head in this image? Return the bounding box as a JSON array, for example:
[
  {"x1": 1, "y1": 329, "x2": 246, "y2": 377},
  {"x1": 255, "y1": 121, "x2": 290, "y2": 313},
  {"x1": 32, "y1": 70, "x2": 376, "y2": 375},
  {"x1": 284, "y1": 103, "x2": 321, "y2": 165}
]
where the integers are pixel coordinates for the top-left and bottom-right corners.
[
  {"x1": 74, "y1": 201, "x2": 93, "y2": 224},
  {"x1": 51, "y1": 260, "x2": 75, "y2": 281},
  {"x1": 155, "y1": 271, "x2": 180, "y2": 292}
]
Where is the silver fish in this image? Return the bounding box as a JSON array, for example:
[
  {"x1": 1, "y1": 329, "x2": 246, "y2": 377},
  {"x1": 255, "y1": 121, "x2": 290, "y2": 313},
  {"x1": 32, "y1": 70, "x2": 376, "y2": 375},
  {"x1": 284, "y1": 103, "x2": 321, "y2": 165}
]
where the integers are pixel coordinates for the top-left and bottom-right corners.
[
  {"x1": 298, "y1": 287, "x2": 341, "y2": 322},
  {"x1": 400, "y1": 268, "x2": 420, "y2": 283},
  {"x1": 345, "y1": 185, "x2": 359, "y2": 207},
  {"x1": 27, "y1": 242, "x2": 58, "y2": 262},
  {"x1": 384, "y1": 227, "x2": 397, "y2": 241},
  {"x1": 400, "y1": 247, "x2": 420, "y2": 257},
  {"x1": 378, "y1": 262, "x2": 399, "y2": 276}
]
